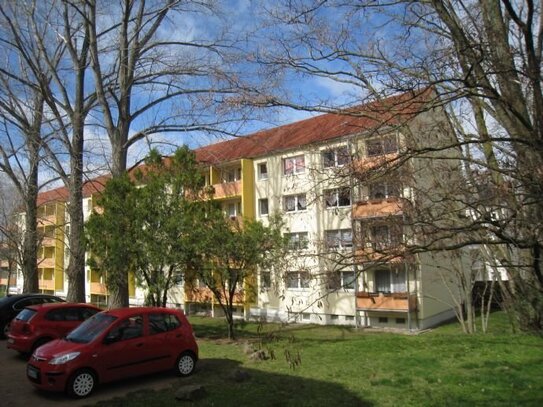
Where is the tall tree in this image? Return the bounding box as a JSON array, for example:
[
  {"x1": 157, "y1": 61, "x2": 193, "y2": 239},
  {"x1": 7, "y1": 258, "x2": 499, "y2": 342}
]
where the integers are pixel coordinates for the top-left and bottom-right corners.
[
  {"x1": 255, "y1": 0, "x2": 543, "y2": 333},
  {"x1": 0, "y1": 0, "x2": 96, "y2": 302},
  {"x1": 85, "y1": 0, "x2": 240, "y2": 307}
]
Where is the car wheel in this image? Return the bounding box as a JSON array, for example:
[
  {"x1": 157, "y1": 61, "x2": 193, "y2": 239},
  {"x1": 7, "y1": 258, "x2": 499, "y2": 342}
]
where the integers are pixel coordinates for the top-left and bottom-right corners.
[
  {"x1": 67, "y1": 369, "x2": 96, "y2": 398},
  {"x1": 1, "y1": 322, "x2": 10, "y2": 339},
  {"x1": 176, "y1": 352, "x2": 196, "y2": 376}
]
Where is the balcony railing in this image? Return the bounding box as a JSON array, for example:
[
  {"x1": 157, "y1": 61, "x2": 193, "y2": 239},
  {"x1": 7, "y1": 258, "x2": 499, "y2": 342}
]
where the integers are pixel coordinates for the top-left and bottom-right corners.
[
  {"x1": 353, "y1": 197, "x2": 405, "y2": 219},
  {"x1": 353, "y1": 152, "x2": 399, "y2": 174},
  {"x1": 356, "y1": 292, "x2": 417, "y2": 311},
  {"x1": 212, "y1": 180, "x2": 242, "y2": 199},
  {"x1": 38, "y1": 278, "x2": 55, "y2": 291},
  {"x1": 38, "y1": 258, "x2": 55, "y2": 268},
  {"x1": 186, "y1": 287, "x2": 244, "y2": 304},
  {"x1": 90, "y1": 282, "x2": 107, "y2": 295}
]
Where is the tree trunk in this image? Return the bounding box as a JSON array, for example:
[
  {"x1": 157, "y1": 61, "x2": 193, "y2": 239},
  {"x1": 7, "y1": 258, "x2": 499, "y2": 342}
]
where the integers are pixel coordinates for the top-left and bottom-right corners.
[
  {"x1": 65, "y1": 112, "x2": 86, "y2": 302},
  {"x1": 21, "y1": 143, "x2": 39, "y2": 293}
]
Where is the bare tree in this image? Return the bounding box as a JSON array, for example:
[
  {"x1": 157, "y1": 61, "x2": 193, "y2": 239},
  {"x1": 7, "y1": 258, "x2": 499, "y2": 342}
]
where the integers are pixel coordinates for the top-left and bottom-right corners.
[
  {"x1": 254, "y1": 0, "x2": 543, "y2": 332},
  {"x1": 84, "y1": 0, "x2": 242, "y2": 307},
  {"x1": 0, "y1": 4, "x2": 50, "y2": 292}
]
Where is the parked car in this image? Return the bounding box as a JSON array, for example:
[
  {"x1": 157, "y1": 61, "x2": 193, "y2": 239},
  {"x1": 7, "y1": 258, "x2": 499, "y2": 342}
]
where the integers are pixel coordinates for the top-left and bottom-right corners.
[
  {"x1": 27, "y1": 307, "x2": 198, "y2": 398},
  {"x1": 7, "y1": 302, "x2": 101, "y2": 355},
  {"x1": 0, "y1": 294, "x2": 65, "y2": 338}
]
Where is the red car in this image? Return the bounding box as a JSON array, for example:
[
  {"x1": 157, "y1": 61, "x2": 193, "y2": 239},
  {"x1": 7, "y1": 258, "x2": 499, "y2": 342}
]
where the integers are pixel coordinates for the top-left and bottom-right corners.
[
  {"x1": 7, "y1": 302, "x2": 101, "y2": 355},
  {"x1": 27, "y1": 307, "x2": 198, "y2": 398}
]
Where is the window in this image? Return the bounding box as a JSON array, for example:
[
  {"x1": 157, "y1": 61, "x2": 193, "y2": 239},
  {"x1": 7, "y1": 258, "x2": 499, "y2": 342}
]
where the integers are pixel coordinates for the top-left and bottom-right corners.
[
  {"x1": 322, "y1": 146, "x2": 350, "y2": 168},
  {"x1": 302, "y1": 313, "x2": 311, "y2": 321},
  {"x1": 327, "y1": 271, "x2": 356, "y2": 290},
  {"x1": 286, "y1": 271, "x2": 310, "y2": 289},
  {"x1": 325, "y1": 188, "x2": 351, "y2": 208},
  {"x1": 375, "y1": 269, "x2": 406, "y2": 293},
  {"x1": 259, "y1": 198, "x2": 269, "y2": 216},
  {"x1": 260, "y1": 271, "x2": 271, "y2": 289},
  {"x1": 369, "y1": 182, "x2": 400, "y2": 200},
  {"x1": 285, "y1": 232, "x2": 309, "y2": 250},
  {"x1": 366, "y1": 135, "x2": 398, "y2": 157},
  {"x1": 396, "y1": 318, "x2": 406, "y2": 324},
  {"x1": 325, "y1": 229, "x2": 353, "y2": 249},
  {"x1": 258, "y1": 162, "x2": 268, "y2": 180},
  {"x1": 226, "y1": 202, "x2": 241, "y2": 218},
  {"x1": 223, "y1": 167, "x2": 241, "y2": 183},
  {"x1": 378, "y1": 317, "x2": 388, "y2": 323},
  {"x1": 369, "y1": 225, "x2": 401, "y2": 250},
  {"x1": 284, "y1": 194, "x2": 307, "y2": 212},
  {"x1": 108, "y1": 315, "x2": 143, "y2": 341},
  {"x1": 149, "y1": 313, "x2": 181, "y2": 335},
  {"x1": 283, "y1": 155, "x2": 305, "y2": 175}
]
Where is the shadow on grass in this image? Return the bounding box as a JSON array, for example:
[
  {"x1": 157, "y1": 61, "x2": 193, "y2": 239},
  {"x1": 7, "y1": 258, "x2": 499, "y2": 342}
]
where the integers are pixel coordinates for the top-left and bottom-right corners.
[{"x1": 93, "y1": 358, "x2": 371, "y2": 407}]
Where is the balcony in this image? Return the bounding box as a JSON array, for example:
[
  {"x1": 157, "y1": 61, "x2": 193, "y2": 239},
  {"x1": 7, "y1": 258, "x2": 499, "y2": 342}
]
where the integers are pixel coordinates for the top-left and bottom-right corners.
[
  {"x1": 39, "y1": 278, "x2": 55, "y2": 291},
  {"x1": 37, "y1": 214, "x2": 57, "y2": 227},
  {"x1": 90, "y1": 282, "x2": 107, "y2": 295},
  {"x1": 356, "y1": 292, "x2": 417, "y2": 311},
  {"x1": 212, "y1": 180, "x2": 242, "y2": 199},
  {"x1": 353, "y1": 152, "x2": 399, "y2": 174},
  {"x1": 38, "y1": 258, "x2": 55, "y2": 269},
  {"x1": 353, "y1": 197, "x2": 406, "y2": 219},
  {"x1": 186, "y1": 287, "x2": 244, "y2": 305}
]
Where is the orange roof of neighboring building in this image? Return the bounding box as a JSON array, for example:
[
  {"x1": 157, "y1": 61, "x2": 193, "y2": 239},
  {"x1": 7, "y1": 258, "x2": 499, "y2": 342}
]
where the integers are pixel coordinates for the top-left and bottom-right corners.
[
  {"x1": 35, "y1": 89, "x2": 432, "y2": 204},
  {"x1": 194, "y1": 89, "x2": 431, "y2": 164},
  {"x1": 37, "y1": 175, "x2": 111, "y2": 206}
]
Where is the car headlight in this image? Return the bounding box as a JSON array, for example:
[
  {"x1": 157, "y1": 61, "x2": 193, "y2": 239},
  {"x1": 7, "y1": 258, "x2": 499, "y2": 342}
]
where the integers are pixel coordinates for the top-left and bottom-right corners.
[{"x1": 48, "y1": 352, "x2": 80, "y2": 365}]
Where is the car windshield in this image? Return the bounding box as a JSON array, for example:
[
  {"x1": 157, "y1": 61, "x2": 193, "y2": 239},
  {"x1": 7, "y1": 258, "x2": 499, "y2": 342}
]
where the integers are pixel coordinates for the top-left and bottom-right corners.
[
  {"x1": 16, "y1": 308, "x2": 37, "y2": 322},
  {"x1": 65, "y1": 313, "x2": 117, "y2": 344}
]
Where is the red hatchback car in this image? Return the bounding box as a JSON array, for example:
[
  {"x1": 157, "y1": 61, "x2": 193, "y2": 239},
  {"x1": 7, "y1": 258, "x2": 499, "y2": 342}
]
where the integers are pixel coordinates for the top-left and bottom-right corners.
[
  {"x1": 26, "y1": 307, "x2": 198, "y2": 398},
  {"x1": 7, "y1": 302, "x2": 101, "y2": 355}
]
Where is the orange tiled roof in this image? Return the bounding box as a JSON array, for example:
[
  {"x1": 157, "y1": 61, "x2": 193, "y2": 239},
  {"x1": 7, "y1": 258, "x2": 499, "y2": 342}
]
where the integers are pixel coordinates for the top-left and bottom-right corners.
[
  {"x1": 36, "y1": 89, "x2": 431, "y2": 204},
  {"x1": 194, "y1": 89, "x2": 431, "y2": 164},
  {"x1": 37, "y1": 174, "x2": 111, "y2": 206}
]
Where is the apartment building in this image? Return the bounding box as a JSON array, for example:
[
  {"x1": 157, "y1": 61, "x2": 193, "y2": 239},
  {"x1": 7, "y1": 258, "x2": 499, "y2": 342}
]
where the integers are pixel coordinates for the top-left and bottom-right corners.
[{"x1": 14, "y1": 90, "x2": 464, "y2": 330}]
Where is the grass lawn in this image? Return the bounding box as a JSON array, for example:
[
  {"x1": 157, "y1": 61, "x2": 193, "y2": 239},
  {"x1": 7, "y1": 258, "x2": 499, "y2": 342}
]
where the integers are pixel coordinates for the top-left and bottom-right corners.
[{"x1": 93, "y1": 312, "x2": 543, "y2": 406}]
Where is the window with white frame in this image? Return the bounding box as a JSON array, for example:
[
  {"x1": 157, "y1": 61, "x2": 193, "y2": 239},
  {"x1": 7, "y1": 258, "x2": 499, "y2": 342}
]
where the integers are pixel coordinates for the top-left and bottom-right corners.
[
  {"x1": 369, "y1": 182, "x2": 400, "y2": 200},
  {"x1": 322, "y1": 146, "x2": 350, "y2": 168},
  {"x1": 324, "y1": 188, "x2": 351, "y2": 208},
  {"x1": 225, "y1": 202, "x2": 241, "y2": 218},
  {"x1": 284, "y1": 194, "x2": 307, "y2": 212},
  {"x1": 374, "y1": 269, "x2": 406, "y2": 293},
  {"x1": 258, "y1": 162, "x2": 268, "y2": 180},
  {"x1": 283, "y1": 155, "x2": 305, "y2": 175},
  {"x1": 325, "y1": 229, "x2": 353, "y2": 250},
  {"x1": 222, "y1": 167, "x2": 241, "y2": 183},
  {"x1": 285, "y1": 232, "x2": 309, "y2": 250},
  {"x1": 327, "y1": 271, "x2": 356, "y2": 290},
  {"x1": 258, "y1": 198, "x2": 269, "y2": 217},
  {"x1": 286, "y1": 271, "x2": 310, "y2": 289},
  {"x1": 366, "y1": 135, "x2": 398, "y2": 157}
]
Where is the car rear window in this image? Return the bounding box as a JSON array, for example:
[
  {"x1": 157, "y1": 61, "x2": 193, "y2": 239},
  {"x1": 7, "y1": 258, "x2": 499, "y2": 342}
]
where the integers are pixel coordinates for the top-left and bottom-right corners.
[{"x1": 16, "y1": 308, "x2": 37, "y2": 322}]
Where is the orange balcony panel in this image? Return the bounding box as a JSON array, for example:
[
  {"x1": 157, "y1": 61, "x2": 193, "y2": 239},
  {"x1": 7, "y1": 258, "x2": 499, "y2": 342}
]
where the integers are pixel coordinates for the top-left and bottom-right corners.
[
  {"x1": 212, "y1": 181, "x2": 242, "y2": 199},
  {"x1": 37, "y1": 214, "x2": 57, "y2": 226},
  {"x1": 185, "y1": 287, "x2": 215, "y2": 303},
  {"x1": 0, "y1": 260, "x2": 9, "y2": 268},
  {"x1": 354, "y1": 153, "x2": 399, "y2": 173},
  {"x1": 39, "y1": 279, "x2": 55, "y2": 291},
  {"x1": 356, "y1": 292, "x2": 417, "y2": 311},
  {"x1": 353, "y1": 197, "x2": 405, "y2": 219},
  {"x1": 355, "y1": 247, "x2": 406, "y2": 263},
  {"x1": 38, "y1": 258, "x2": 55, "y2": 268},
  {"x1": 90, "y1": 282, "x2": 107, "y2": 295},
  {"x1": 186, "y1": 287, "x2": 244, "y2": 305},
  {"x1": 41, "y1": 237, "x2": 56, "y2": 247}
]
